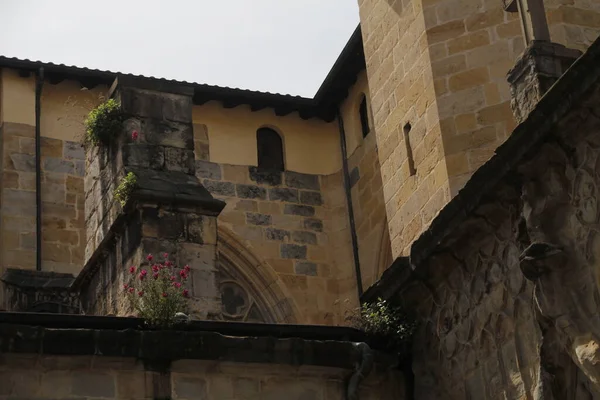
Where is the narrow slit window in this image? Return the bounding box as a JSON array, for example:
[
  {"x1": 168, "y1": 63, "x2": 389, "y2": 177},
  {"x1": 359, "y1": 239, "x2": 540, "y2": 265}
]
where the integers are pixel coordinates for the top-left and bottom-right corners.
[
  {"x1": 257, "y1": 127, "x2": 284, "y2": 171},
  {"x1": 359, "y1": 95, "x2": 370, "y2": 138},
  {"x1": 403, "y1": 123, "x2": 416, "y2": 176}
]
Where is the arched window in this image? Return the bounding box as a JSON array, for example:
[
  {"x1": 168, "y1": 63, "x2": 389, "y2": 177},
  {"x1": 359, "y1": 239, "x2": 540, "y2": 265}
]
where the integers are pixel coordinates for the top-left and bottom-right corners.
[
  {"x1": 359, "y1": 95, "x2": 370, "y2": 138},
  {"x1": 257, "y1": 127, "x2": 284, "y2": 171}
]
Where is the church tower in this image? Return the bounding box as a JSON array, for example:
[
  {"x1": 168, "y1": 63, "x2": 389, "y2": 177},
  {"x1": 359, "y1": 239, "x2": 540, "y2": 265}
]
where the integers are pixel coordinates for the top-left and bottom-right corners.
[{"x1": 357, "y1": 0, "x2": 600, "y2": 257}]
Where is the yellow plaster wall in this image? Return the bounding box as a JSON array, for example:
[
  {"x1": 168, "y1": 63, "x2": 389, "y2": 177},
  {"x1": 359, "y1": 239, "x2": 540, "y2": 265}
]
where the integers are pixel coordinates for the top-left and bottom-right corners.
[
  {"x1": 41, "y1": 80, "x2": 107, "y2": 142},
  {"x1": 192, "y1": 102, "x2": 342, "y2": 175},
  {"x1": 1, "y1": 69, "x2": 35, "y2": 125},
  {"x1": 339, "y1": 70, "x2": 372, "y2": 157}
]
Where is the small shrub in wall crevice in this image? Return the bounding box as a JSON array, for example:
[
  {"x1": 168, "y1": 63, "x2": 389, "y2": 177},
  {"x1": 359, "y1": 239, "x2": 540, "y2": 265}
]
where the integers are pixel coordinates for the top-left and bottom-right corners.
[
  {"x1": 124, "y1": 253, "x2": 190, "y2": 329},
  {"x1": 114, "y1": 172, "x2": 137, "y2": 207},
  {"x1": 84, "y1": 98, "x2": 122, "y2": 146},
  {"x1": 346, "y1": 298, "x2": 416, "y2": 353}
]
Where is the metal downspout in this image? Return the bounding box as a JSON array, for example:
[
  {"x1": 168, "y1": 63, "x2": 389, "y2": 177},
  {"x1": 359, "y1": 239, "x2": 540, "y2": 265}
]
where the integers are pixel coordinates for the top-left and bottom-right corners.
[
  {"x1": 336, "y1": 110, "x2": 363, "y2": 298},
  {"x1": 35, "y1": 67, "x2": 44, "y2": 271}
]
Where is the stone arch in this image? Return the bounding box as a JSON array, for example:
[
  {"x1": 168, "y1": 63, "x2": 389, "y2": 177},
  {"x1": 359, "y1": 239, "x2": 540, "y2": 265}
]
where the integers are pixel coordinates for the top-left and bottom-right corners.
[{"x1": 216, "y1": 226, "x2": 301, "y2": 323}]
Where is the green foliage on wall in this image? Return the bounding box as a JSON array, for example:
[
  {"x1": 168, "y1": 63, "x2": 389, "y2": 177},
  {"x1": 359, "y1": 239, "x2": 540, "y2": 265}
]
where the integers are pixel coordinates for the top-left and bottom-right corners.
[
  {"x1": 84, "y1": 98, "x2": 122, "y2": 146},
  {"x1": 114, "y1": 172, "x2": 137, "y2": 207}
]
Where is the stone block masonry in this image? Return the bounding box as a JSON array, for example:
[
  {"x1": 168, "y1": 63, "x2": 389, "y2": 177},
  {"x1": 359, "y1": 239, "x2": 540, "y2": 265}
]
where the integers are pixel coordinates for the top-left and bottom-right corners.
[
  {"x1": 0, "y1": 122, "x2": 86, "y2": 279},
  {"x1": 359, "y1": 0, "x2": 600, "y2": 259},
  {"x1": 195, "y1": 158, "x2": 355, "y2": 325},
  {"x1": 0, "y1": 322, "x2": 403, "y2": 399},
  {"x1": 79, "y1": 76, "x2": 225, "y2": 319}
]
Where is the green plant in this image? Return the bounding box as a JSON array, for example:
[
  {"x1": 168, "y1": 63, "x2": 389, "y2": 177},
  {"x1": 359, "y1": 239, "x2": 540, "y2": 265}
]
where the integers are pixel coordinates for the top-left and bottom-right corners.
[
  {"x1": 114, "y1": 172, "x2": 137, "y2": 207},
  {"x1": 347, "y1": 298, "x2": 415, "y2": 351},
  {"x1": 84, "y1": 98, "x2": 122, "y2": 146},
  {"x1": 124, "y1": 253, "x2": 190, "y2": 328}
]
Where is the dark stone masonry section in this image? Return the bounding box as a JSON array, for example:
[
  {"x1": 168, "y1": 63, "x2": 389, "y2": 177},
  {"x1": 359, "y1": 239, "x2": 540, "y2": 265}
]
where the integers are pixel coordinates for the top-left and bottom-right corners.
[
  {"x1": 281, "y1": 244, "x2": 307, "y2": 260},
  {"x1": 294, "y1": 261, "x2": 318, "y2": 276},
  {"x1": 292, "y1": 231, "x2": 317, "y2": 245},
  {"x1": 269, "y1": 188, "x2": 299, "y2": 203},
  {"x1": 266, "y1": 228, "x2": 290, "y2": 241},
  {"x1": 236, "y1": 184, "x2": 267, "y2": 200},
  {"x1": 284, "y1": 204, "x2": 315, "y2": 217},
  {"x1": 304, "y1": 218, "x2": 323, "y2": 232},
  {"x1": 249, "y1": 167, "x2": 283, "y2": 186},
  {"x1": 246, "y1": 213, "x2": 272, "y2": 226},
  {"x1": 300, "y1": 191, "x2": 323, "y2": 206},
  {"x1": 285, "y1": 171, "x2": 320, "y2": 190}
]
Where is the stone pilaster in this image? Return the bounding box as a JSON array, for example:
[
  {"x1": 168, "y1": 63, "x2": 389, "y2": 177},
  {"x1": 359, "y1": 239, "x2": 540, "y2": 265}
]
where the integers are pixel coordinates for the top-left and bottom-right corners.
[
  {"x1": 78, "y1": 76, "x2": 225, "y2": 319},
  {"x1": 507, "y1": 41, "x2": 581, "y2": 123}
]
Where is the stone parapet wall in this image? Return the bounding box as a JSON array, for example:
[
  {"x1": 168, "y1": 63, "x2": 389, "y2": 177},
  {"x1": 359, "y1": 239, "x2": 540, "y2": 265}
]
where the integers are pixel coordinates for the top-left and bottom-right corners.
[{"x1": 0, "y1": 321, "x2": 404, "y2": 399}]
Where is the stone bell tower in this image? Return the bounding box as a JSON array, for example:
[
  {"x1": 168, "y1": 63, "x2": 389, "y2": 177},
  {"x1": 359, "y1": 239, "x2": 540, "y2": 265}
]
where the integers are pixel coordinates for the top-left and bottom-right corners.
[
  {"x1": 357, "y1": 0, "x2": 600, "y2": 258},
  {"x1": 75, "y1": 76, "x2": 225, "y2": 319}
]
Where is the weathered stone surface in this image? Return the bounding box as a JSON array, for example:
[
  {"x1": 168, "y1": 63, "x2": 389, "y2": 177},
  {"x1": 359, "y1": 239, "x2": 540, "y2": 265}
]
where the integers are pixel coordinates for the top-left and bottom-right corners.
[
  {"x1": 292, "y1": 231, "x2": 317, "y2": 245},
  {"x1": 299, "y1": 191, "x2": 323, "y2": 206},
  {"x1": 284, "y1": 204, "x2": 315, "y2": 217},
  {"x1": 196, "y1": 160, "x2": 222, "y2": 180},
  {"x1": 173, "y1": 376, "x2": 208, "y2": 399},
  {"x1": 304, "y1": 218, "x2": 323, "y2": 232},
  {"x1": 281, "y1": 243, "x2": 307, "y2": 259},
  {"x1": 64, "y1": 141, "x2": 85, "y2": 160},
  {"x1": 249, "y1": 166, "x2": 282, "y2": 186},
  {"x1": 269, "y1": 188, "x2": 299, "y2": 203},
  {"x1": 294, "y1": 261, "x2": 318, "y2": 276},
  {"x1": 266, "y1": 228, "x2": 290, "y2": 241},
  {"x1": 203, "y1": 180, "x2": 236, "y2": 197},
  {"x1": 9, "y1": 153, "x2": 35, "y2": 172},
  {"x1": 285, "y1": 171, "x2": 320, "y2": 190},
  {"x1": 236, "y1": 184, "x2": 267, "y2": 200},
  {"x1": 71, "y1": 372, "x2": 115, "y2": 397},
  {"x1": 43, "y1": 158, "x2": 74, "y2": 174},
  {"x1": 246, "y1": 213, "x2": 272, "y2": 226}
]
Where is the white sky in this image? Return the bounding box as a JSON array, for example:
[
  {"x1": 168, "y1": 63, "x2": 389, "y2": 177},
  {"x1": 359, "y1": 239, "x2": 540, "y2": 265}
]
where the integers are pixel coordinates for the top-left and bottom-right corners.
[{"x1": 0, "y1": 1, "x2": 359, "y2": 97}]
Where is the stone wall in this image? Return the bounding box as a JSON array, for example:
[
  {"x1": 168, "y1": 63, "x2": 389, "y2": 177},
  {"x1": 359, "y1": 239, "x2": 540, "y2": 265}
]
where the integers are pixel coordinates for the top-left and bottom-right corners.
[
  {"x1": 0, "y1": 321, "x2": 404, "y2": 400},
  {"x1": 358, "y1": 0, "x2": 600, "y2": 259},
  {"x1": 371, "y1": 36, "x2": 600, "y2": 399},
  {"x1": 194, "y1": 151, "x2": 356, "y2": 325},
  {"x1": 347, "y1": 130, "x2": 391, "y2": 290},
  {"x1": 0, "y1": 122, "x2": 85, "y2": 276},
  {"x1": 359, "y1": 0, "x2": 452, "y2": 259}
]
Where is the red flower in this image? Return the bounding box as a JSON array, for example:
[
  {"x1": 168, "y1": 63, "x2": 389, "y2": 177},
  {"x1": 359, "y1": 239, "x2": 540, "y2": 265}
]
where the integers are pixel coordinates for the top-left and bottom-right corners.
[
  {"x1": 146, "y1": 254, "x2": 154, "y2": 262},
  {"x1": 162, "y1": 292, "x2": 168, "y2": 298},
  {"x1": 152, "y1": 265, "x2": 159, "y2": 272},
  {"x1": 128, "y1": 287, "x2": 135, "y2": 294},
  {"x1": 138, "y1": 290, "x2": 144, "y2": 297},
  {"x1": 131, "y1": 130, "x2": 139, "y2": 140},
  {"x1": 182, "y1": 289, "x2": 189, "y2": 298},
  {"x1": 170, "y1": 275, "x2": 176, "y2": 281},
  {"x1": 129, "y1": 266, "x2": 136, "y2": 274},
  {"x1": 153, "y1": 273, "x2": 159, "y2": 280},
  {"x1": 184, "y1": 265, "x2": 191, "y2": 272},
  {"x1": 139, "y1": 269, "x2": 147, "y2": 280},
  {"x1": 179, "y1": 270, "x2": 187, "y2": 279},
  {"x1": 163, "y1": 252, "x2": 169, "y2": 259},
  {"x1": 123, "y1": 283, "x2": 129, "y2": 290},
  {"x1": 165, "y1": 260, "x2": 173, "y2": 267},
  {"x1": 173, "y1": 282, "x2": 181, "y2": 289}
]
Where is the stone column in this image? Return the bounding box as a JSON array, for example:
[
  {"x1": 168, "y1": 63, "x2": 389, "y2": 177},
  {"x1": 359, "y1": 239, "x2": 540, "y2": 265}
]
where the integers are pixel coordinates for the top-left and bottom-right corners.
[
  {"x1": 77, "y1": 76, "x2": 225, "y2": 319},
  {"x1": 507, "y1": 41, "x2": 581, "y2": 123}
]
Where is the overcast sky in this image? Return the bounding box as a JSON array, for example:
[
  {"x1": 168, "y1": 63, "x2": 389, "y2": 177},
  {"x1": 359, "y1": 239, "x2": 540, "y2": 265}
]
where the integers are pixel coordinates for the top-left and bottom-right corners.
[{"x1": 0, "y1": 1, "x2": 359, "y2": 97}]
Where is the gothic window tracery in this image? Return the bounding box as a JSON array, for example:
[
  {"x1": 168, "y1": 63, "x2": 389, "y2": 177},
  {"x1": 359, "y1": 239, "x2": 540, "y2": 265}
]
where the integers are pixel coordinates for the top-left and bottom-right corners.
[{"x1": 217, "y1": 259, "x2": 272, "y2": 323}]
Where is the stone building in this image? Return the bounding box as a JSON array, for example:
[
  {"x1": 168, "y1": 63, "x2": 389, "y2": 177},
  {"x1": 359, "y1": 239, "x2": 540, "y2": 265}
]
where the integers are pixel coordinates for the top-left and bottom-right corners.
[{"x1": 1, "y1": 0, "x2": 600, "y2": 398}]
